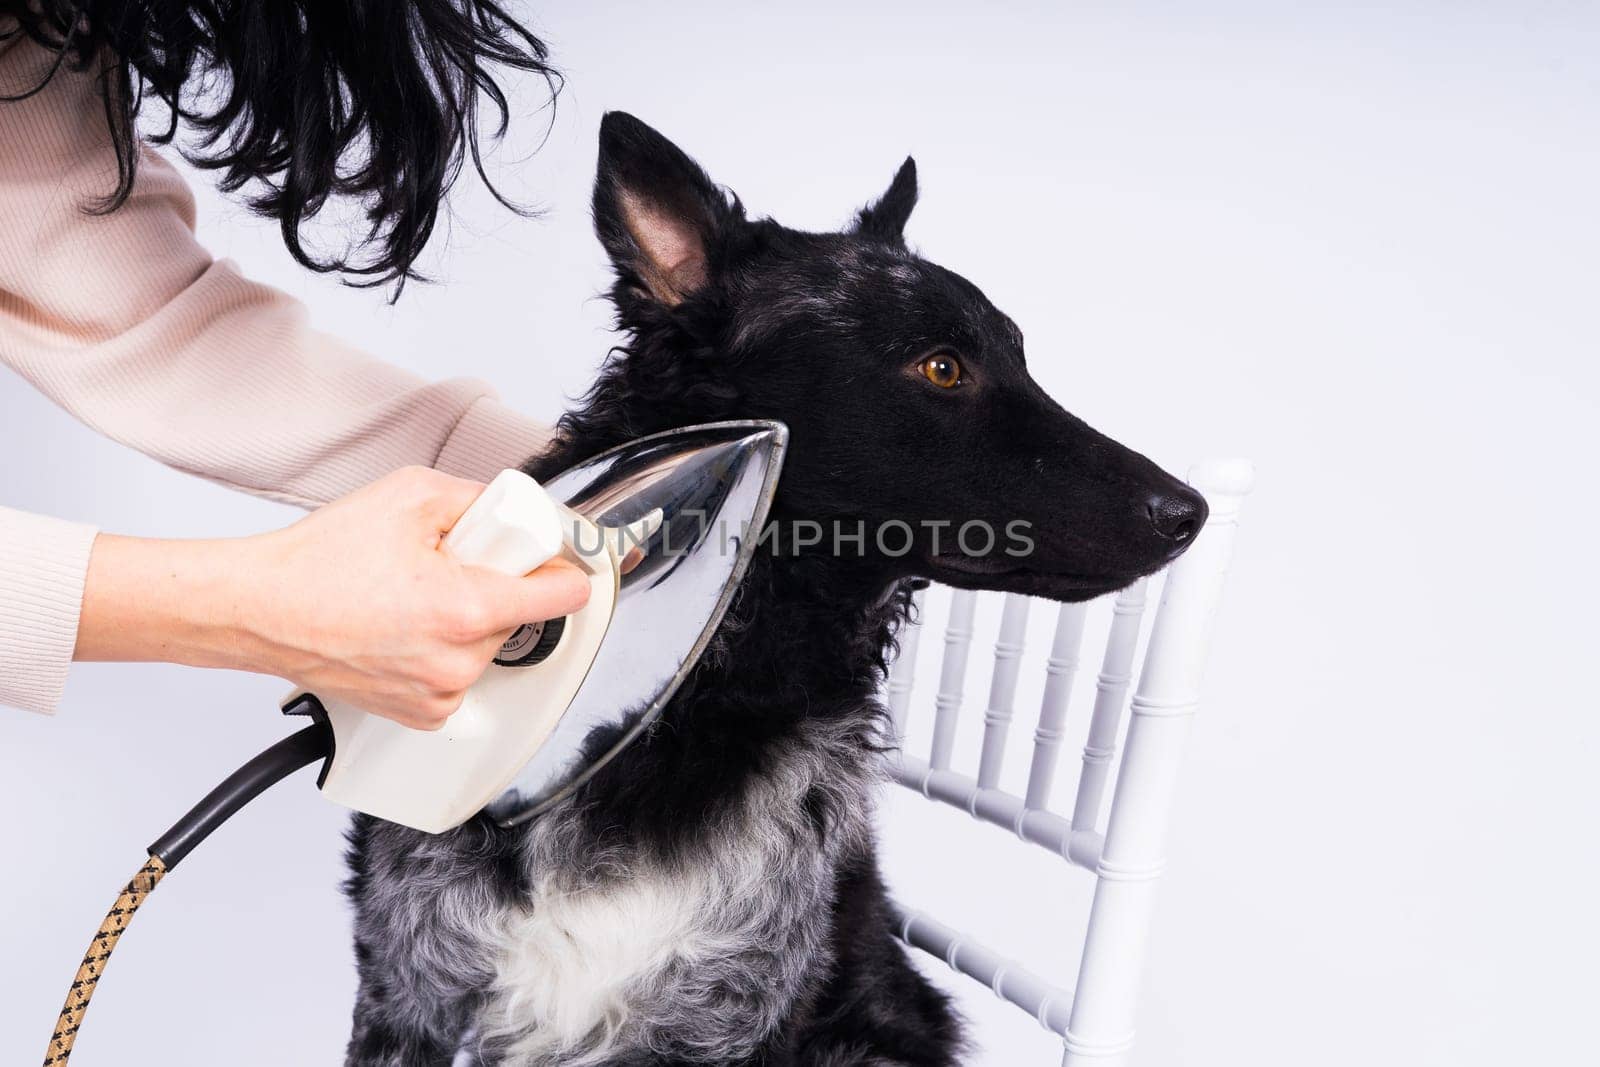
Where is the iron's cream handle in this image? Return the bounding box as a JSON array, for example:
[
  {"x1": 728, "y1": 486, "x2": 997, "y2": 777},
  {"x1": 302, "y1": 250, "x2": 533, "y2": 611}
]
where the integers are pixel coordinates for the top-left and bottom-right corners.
[{"x1": 442, "y1": 469, "x2": 567, "y2": 576}]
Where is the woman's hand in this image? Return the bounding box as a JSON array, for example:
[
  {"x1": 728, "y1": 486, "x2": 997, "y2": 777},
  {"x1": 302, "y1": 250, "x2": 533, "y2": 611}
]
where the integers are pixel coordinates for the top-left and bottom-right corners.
[{"x1": 75, "y1": 467, "x2": 591, "y2": 730}]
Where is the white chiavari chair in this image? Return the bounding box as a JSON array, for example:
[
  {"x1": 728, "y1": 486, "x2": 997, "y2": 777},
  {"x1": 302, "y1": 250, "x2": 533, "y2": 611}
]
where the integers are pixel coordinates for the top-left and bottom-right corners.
[{"x1": 883, "y1": 460, "x2": 1255, "y2": 1065}]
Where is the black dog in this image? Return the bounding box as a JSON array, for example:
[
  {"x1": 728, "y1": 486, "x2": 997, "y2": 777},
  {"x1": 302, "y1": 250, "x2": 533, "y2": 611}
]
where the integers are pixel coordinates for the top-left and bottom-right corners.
[{"x1": 342, "y1": 112, "x2": 1205, "y2": 1067}]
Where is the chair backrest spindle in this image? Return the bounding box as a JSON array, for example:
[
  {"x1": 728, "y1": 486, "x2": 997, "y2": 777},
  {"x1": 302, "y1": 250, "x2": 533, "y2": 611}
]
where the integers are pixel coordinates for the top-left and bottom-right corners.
[
  {"x1": 976, "y1": 595, "x2": 1031, "y2": 788},
  {"x1": 1023, "y1": 602, "x2": 1090, "y2": 810},
  {"x1": 884, "y1": 587, "x2": 927, "y2": 743},
  {"x1": 1068, "y1": 579, "x2": 1148, "y2": 834},
  {"x1": 929, "y1": 589, "x2": 978, "y2": 770}
]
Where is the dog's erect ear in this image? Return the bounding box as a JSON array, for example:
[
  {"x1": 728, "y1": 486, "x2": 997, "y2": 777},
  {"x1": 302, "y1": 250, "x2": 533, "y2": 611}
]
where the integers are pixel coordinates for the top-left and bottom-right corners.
[
  {"x1": 852, "y1": 157, "x2": 918, "y2": 243},
  {"x1": 594, "y1": 112, "x2": 737, "y2": 306}
]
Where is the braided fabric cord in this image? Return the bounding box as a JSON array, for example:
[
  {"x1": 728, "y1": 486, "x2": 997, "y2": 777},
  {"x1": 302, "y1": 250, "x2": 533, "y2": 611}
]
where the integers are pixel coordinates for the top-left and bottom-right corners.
[{"x1": 43, "y1": 856, "x2": 168, "y2": 1066}]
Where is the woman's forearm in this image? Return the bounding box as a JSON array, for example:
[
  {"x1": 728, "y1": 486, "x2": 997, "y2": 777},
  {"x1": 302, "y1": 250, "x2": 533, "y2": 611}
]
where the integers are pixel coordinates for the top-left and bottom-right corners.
[{"x1": 75, "y1": 534, "x2": 266, "y2": 671}]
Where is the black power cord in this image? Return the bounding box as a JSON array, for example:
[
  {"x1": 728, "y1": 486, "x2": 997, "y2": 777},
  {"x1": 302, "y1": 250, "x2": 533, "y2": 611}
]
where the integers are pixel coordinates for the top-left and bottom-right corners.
[
  {"x1": 43, "y1": 721, "x2": 334, "y2": 1066},
  {"x1": 148, "y1": 720, "x2": 332, "y2": 869}
]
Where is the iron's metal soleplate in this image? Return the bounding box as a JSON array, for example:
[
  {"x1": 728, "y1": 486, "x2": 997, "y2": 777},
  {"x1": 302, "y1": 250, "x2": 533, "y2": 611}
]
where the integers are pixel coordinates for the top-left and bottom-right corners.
[{"x1": 483, "y1": 420, "x2": 788, "y2": 825}]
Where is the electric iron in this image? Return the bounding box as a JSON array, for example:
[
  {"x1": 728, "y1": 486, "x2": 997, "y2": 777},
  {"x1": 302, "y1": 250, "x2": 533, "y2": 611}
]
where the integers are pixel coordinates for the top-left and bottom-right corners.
[
  {"x1": 41, "y1": 420, "x2": 787, "y2": 1067},
  {"x1": 291, "y1": 418, "x2": 789, "y2": 832}
]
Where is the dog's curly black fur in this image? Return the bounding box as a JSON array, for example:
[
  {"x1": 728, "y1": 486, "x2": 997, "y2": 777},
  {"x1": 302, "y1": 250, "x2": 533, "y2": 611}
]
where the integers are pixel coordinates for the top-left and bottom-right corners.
[{"x1": 342, "y1": 112, "x2": 1205, "y2": 1066}]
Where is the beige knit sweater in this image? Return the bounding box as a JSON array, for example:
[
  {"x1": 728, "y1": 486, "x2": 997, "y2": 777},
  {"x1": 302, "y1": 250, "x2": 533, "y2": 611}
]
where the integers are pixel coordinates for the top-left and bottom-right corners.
[{"x1": 0, "y1": 33, "x2": 554, "y2": 715}]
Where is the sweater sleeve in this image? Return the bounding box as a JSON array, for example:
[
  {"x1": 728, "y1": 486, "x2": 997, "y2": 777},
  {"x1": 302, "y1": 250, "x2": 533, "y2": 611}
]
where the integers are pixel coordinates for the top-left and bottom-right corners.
[
  {"x1": 0, "y1": 507, "x2": 98, "y2": 714},
  {"x1": 0, "y1": 35, "x2": 554, "y2": 713}
]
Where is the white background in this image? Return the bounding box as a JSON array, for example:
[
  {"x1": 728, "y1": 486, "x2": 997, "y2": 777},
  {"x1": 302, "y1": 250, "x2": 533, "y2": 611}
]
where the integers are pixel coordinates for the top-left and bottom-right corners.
[{"x1": 3, "y1": 2, "x2": 1597, "y2": 1064}]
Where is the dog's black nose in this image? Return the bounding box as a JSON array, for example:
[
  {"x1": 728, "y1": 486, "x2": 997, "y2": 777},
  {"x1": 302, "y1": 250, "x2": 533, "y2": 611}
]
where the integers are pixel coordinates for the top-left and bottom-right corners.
[{"x1": 1146, "y1": 488, "x2": 1208, "y2": 549}]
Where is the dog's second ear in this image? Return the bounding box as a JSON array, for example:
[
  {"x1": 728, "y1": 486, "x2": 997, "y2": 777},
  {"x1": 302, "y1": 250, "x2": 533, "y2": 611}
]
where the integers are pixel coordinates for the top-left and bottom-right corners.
[
  {"x1": 852, "y1": 157, "x2": 918, "y2": 244},
  {"x1": 594, "y1": 112, "x2": 738, "y2": 307}
]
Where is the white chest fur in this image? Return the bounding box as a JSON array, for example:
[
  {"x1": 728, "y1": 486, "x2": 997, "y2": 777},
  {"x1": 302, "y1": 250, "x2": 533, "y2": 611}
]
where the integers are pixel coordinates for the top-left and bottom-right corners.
[{"x1": 479, "y1": 863, "x2": 735, "y2": 1064}]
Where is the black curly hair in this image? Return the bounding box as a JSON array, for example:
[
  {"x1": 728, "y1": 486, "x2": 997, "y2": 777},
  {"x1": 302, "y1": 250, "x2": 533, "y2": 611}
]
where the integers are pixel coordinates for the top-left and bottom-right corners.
[{"x1": 0, "y1": 0, "x2": 559, "y2": 293}]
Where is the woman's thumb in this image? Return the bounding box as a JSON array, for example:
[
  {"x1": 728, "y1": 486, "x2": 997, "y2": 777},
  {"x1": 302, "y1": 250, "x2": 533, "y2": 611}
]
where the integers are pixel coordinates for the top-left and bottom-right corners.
[{"x1": 465, "y1": 557, "x2": 593, "y2": 632}]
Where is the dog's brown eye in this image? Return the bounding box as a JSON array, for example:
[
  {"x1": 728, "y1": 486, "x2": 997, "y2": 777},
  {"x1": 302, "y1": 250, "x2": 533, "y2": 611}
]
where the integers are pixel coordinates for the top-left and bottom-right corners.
[{"x1": 920, "y1": 353, "x2": 963, "y2": 389}]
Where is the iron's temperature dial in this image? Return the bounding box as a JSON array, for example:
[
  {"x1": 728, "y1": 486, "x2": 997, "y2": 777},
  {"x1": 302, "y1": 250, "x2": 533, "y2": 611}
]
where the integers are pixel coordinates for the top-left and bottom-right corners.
[{"x1": 494, "y1": 616, "x2": 566, "y2": 667}]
